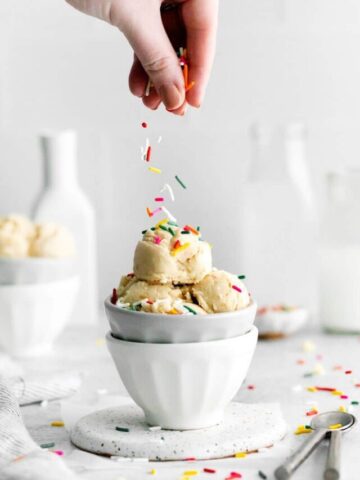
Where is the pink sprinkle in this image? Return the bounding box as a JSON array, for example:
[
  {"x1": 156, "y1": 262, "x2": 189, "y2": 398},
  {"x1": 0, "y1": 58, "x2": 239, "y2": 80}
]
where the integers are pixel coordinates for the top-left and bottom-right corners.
[
  {"x1": 155, "y1": 197, "x2": 164, "y2": 202},
  {"x1": 53, "y1": 450, "x2": 64, "y2": 456},
  {"x1": 154, "y1": 236, "x2": 162, "y2": 245},
  {"x1": 232, "y1": 285, "x2": 242, "y2": 293},
  {"x1": 247, "y1": 385, "x2": 255, "y2": 390},
  {"x1": 152, "y1": 207, "x2": 162, "y2": 216},
  {"x1": 340, "y1": 395, "x2": 349, "y2": 399}
]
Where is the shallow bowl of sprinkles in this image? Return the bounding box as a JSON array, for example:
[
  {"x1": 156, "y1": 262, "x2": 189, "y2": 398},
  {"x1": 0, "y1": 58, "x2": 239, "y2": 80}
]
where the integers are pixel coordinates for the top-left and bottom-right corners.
[{"x1": 104, "y1": 296, "x2": 257, "y2": 344}]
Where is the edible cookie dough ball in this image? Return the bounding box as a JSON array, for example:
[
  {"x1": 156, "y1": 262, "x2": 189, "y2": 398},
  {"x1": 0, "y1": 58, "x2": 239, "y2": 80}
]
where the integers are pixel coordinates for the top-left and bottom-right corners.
[
  {"x1": 192, "y1": 269, "x2": 251, "y2": 313},
  {"x1": 0, "y1": 214, "x2": 35, "y2": 258},
  {"x1": 29, "y1": 222, "x2": 75, "y2": 258},
  {"x1": 133, "y1": 225, "x2": 212, "y2": 284}
]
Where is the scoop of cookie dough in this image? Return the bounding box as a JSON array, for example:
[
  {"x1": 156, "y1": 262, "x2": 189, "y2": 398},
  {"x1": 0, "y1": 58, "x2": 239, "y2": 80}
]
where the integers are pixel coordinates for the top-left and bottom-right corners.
[
  {"x1": 133, "y1": 225, "x2": 212, "y2": 284},
  {"x1": 191, "y1": 269, "x2": 251, "y2": 313},
  {"x1": 29, "y1": 223, "x2": 75, "y2": 258},
  {"x1": 0, "y1": 214, "x2": 35, "y2": 258}
]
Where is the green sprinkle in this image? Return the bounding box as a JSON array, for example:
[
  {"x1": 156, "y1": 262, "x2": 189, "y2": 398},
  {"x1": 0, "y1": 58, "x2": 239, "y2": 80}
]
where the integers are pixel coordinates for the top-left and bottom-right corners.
[
  {"x1": 142, "y1": 229, "x2": 147, "y2": 235},
  {"x1": 351, "y1": 401, "x2": 359, "y2": 405},
  {"x1": 168, "y1": 220, "x2": 178, "y2": 227},
  {"x1": 181, "y1": 230, "x2": 190, "y2": 234},
  {"x1": 159, "y1": 225, "x2": 169, "y2": 233},
  {"x1": 303, "y1": 373, "x2": 313, "y2": 378},
  {"x1": 238, "y1": 275, "x2": 246, "y2": 280},
  {"x1": 150, "y1": 227, "x2": 155, "y2": 231},
  {"x1": 115, "y1": 427, "x2": 130, "y2": 432},
  {"x1": 183, "y1": 305, "x2": 197, "y2": 315},
  {"x1": 196, "y1": 226, "x2": 200, "y2": 231},
  {"x1": 168, "y1": 227, "x2": 175, "y2": 236},
  {"x1": 175, "y1": 175, "x2": 187, "y2": 189},
  {"x1": 258, "y1": 471, "x2": 267, "y2": 479},
  {"x1": 40, "y1": 442, "x2": 55, "y2": 449},
  {"x1": 305, "y1": 425, "x2": 312, "y2": 429}
]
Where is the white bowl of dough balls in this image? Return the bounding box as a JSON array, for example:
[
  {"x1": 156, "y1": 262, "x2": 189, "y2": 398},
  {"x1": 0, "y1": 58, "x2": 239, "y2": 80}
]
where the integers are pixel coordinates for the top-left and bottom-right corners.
[
  {"x1": 104, "y1": 220, "x2": 258, "y2": 430},
  {"x1": 0, "y1": 214, "x2": 79, "y2": 357}
]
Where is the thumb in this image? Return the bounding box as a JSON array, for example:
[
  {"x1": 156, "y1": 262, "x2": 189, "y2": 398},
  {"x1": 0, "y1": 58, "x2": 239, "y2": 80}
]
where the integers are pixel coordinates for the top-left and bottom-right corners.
[{"x1": 121, "y1": 9, "x2": 185, "y2": 111}]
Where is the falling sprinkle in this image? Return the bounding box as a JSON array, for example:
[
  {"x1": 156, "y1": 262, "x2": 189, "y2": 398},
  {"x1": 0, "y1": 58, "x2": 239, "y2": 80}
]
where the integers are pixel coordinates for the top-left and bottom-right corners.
[
  {"x1": 157, "y1": 136, "x2": 162, "y2": 143},
  {"x1": 149, "y1": 469, "x2": 157, "y2": 475},
  {"x1": 247, "y1": 385, "x2": 255, "y2": 390},
  {"x1": 351, "y1": 401, "x2": 359, "y2": 405},
  {"x1": 51, "y1": 421, "x2": 64, "y2": 427},
  {"x1": 115, "y1": 427, "x2": 130, "y2": 432},
  {"x1": 40, "y1": 442, "x2": 55, "y2": 449},
  {"x1": 203, "y1": 468, "x2": 216, "y2": 473},
  {"x1": 146, "y1": 146, "x2": 152, "y2": 162},
  {"x1": 155, "y1": 218, "x2": 169, "y2": 229},
  {"x1": 160, "y1": 183, "x2": 175, "y2": 201},
  {"x1": 184, "y1": 225, "x2": 199, "y2": 235},
  {"x1": 315, "y1": 386, "x2": 336, "y2": 392},
  {"x1": 155, "y1": 197, "x2": 164, "y2": 202},
  {"x1": 152, "y1": 207, "x2": 162, "y2": 217},
  {"x1": 161, "y1": 206, "x2": 177, "y2": 223},
  {"x1": 149, "y1": 166, "x2": 161, "y2": 174},
  {"x1": 232, "y1": 285, "x2": 242, "y2": 293},
  {"x1": 175, "y1": 175, "x2": 187, "y2": 189},
  {"x1": 340, "y1": 395, "x2": 349, "y2": 399},
  {"x1": 146, "y1": 207, "x2": 153, "y2": 217},
  {"x1": 141, "y1": 122, "x2": 148, "y2": 128},
  {"x1": 238, "y1": 275, "x2": 246, "y2": 280}
]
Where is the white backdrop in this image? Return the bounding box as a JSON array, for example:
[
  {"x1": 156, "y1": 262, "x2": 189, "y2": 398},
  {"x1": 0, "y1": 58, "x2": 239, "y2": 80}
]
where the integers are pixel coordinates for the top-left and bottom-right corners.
[{"x1": 1, "y1": 0, "x2": 360, "y2": 305}]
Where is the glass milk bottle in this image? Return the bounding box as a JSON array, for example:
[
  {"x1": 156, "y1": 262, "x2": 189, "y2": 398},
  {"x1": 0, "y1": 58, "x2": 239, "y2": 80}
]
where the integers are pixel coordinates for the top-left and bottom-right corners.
[
  {"x1": 320, "y1": 169, "x2": 360, "y2": 333},
  {"x1": 238, "y1": 124, "x2": 317, "y2": 313}
]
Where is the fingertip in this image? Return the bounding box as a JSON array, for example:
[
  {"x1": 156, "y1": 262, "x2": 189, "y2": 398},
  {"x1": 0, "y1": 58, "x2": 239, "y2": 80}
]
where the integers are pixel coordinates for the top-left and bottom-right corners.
[{"x1": 159, "y1": 83, "x2": 185, "y2": 111}]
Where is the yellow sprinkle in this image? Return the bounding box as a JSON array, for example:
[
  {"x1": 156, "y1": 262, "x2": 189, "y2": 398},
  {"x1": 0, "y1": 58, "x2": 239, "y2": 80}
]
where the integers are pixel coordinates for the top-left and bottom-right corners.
[
  {"x1": 235, "y1": 452, "x2": 247, "y2": 458},
  {"x1": 149, "y1": 469, "x2": 157, "y2": 475},
  {"x1": 155, "y1": 218, "x2": 168, "y2": 229},
  {"x1": 307, "y1": 387, "x2": 316, "y2": 392},
  {"x1": 168, "y1": 308, "x2": 180, "y2": 315},
  {"x1": 329, "y1": 423, "x2": 342, "y2": 430},
  {"x1": 51, "y1": 421, "x2": 64, "y2": 427},
  {"x1": 332, "y1": 391, "x2": 344, "y2": 396},
  {"x1": 339, "y1": 406, "x2": 347, "y2": 412},
  {"x1": 149, "y1": 167, "x2": 162, "y2": 174},
  {"x1": 295, "y1": 428, "x2": 312, "y2": 435},
  {"x1": 171, "y1": 242, "x2": 190, "y2": 256},
  {"x1": 183, "y1": 471, "x2": 198, "y2": 476}
]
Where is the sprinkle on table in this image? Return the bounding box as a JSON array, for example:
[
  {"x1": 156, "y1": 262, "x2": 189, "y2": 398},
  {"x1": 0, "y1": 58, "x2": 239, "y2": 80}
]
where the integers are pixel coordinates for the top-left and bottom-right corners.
[
  {"x1": 314, "y1": 386, "x2": 337, "y2": 392},
  {"x1": 203, "y1": 468, "x2": 216, "y2": 473},
  {"x1": 232, "y1": 285, "x2": 242, "y2": 293},
  {"x1": 115, "y1": 426, "x2": 130, "y2": 432},
  {"x1": 149, "y1": 166, "x2": 162, "y2": 174},
  {"x1": 351, "y1": 401, "x2": 359, "y2": 405},
  {"x1": 234, "y1": 452, "x2": 247, "y2": 458},
  {"x1": 345, "y1": 370, "x2": 352, "y2": 375},
  {"x1": 339, "y1": 406, "x2": 347, "y2": 412},
  {"x1": 149, "y1": 469, "x2": 157, "y2": 475},
  {"x1": 51, "y1": 421, "x2": 64, "y2": 427},
  {"x1": 53, "y1": 450, "x2": 64, "y2": 456},
  {"x1": 40, "y1": 442, "x2": 55, "y2": 449},
  {"x1": 258, "y1": 471, "x2": 268, "y2": 479},
  {"x1": 175, "y1": 175, "x2": 187, "y2": 189},
  {"x1": 141, "y1": 122, "x2": 148, "y2": 128},
  {"x1": 229, "y1": 472, "x2": 242, "y2": 478},
  {"x1": 183, "y1": 471, "x2": 198, "y2": 476}
]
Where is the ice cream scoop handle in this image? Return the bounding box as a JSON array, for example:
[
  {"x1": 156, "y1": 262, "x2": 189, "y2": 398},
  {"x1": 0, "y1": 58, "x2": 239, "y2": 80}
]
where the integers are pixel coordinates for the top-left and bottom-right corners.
[
  {"x1": 324, "y1": 430, "x2": 341, "y2": 480},
  {"x1": 274, "y1": 428, "x2": 327, "y2": 480}
]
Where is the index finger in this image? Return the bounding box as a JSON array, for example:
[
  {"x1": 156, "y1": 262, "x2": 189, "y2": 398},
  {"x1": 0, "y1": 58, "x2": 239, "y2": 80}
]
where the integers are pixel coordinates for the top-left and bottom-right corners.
[{"x1": 181, "y1": 0, "x2": 219, "y2": 107}]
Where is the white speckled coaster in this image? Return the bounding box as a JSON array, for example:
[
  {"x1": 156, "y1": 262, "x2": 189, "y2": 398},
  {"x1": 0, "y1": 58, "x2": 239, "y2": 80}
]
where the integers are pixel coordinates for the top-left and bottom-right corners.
[{"x1": 70, "y1": 402, "x2": 287, "y2": 461}]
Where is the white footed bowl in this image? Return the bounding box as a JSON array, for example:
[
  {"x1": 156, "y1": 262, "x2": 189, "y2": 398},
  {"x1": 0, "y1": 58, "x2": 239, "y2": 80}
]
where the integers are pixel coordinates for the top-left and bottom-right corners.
[
  {"x1": 0, "y1": 257, "x2": 76, "y2": 285},
  {"x1": 105, "y1": 297, "x2": 257, "y2": 343},
  {"x1": 106, "y1": 327, "x2": 258, "y2": 430},
  {"x1": 0, "y1": 276, "x2": 79, "y2": 357}
]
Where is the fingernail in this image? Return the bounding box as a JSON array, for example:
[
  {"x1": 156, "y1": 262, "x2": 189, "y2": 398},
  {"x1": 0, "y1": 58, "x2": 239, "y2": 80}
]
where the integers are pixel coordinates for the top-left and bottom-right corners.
[{"x1": 159, "y1": 84, "x2": 183, "y2": 111}]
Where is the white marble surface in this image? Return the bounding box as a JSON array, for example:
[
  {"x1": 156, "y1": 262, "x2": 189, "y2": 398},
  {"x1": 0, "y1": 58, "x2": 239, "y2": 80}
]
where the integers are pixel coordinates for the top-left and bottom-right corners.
[{"x1": 18, "y1": 321, "x2": 360, "y2": 480}]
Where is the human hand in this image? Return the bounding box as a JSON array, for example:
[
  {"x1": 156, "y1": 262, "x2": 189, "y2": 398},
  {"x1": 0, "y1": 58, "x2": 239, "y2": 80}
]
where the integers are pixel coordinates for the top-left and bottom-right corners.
[{"x1": 65, "y1": 0, "x2": 219, "y2": 115}]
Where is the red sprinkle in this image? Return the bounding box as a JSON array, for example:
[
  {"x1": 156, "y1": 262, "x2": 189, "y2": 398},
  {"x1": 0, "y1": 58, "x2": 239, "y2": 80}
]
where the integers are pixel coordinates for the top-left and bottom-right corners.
[
  {"x1": 203, "y1": 468, "x2": 216, "y2": 474},
  {"x1": 345, "y1": 370, "x2": 352, "y2": 375},
  {"x1": 232, "y1": 285, "x2": 242, "y2": 293},
  {"x1": 155, "y1": 197, "x2": 164, "y2": 202},
  {"x1": 146, "y1": 145, "x2": 152, "y2": 162},
  {"x1": 355, "y1": 384, "x2": 360, "y2": 388},
  {"x1": 173, "y1": 240, "x2": 181, "y2": 250},
  {"x1": 184, "y1": 225, "x2": 199, "y2": 235},
  {"x1": 141, "y1": 122, "x2": 148, "y2": 128},
  {"x1": 247, "y1": 385, "x2": 255, "y2": 390},
  {"x1": 147, "y1": 299, "x2": 154, "y2": 305},
  {"x1": 184, "y1": 457, "x2": 196, "y2": 461},
  {"x1": 127, "y1": 273, "x2": 135, "y2": 278},
  {"x1": 306, "y1": 409, "x2": 318, "y2": 417},
  {"x1": 230, "y1": 473, "x2": 242, "y2": 479},
  {"x1": 315, "y1": 387, "x2": 336, "y2": 392},
  {"x1": 110, "y1": 288, "x2": 118, "y2": 305}
]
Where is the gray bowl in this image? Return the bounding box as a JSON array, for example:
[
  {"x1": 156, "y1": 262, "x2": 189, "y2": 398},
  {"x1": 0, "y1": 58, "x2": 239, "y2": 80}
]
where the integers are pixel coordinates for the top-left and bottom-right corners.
[{"x1": 104, "y1": 296, "x2": 257, "y2": 343}]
